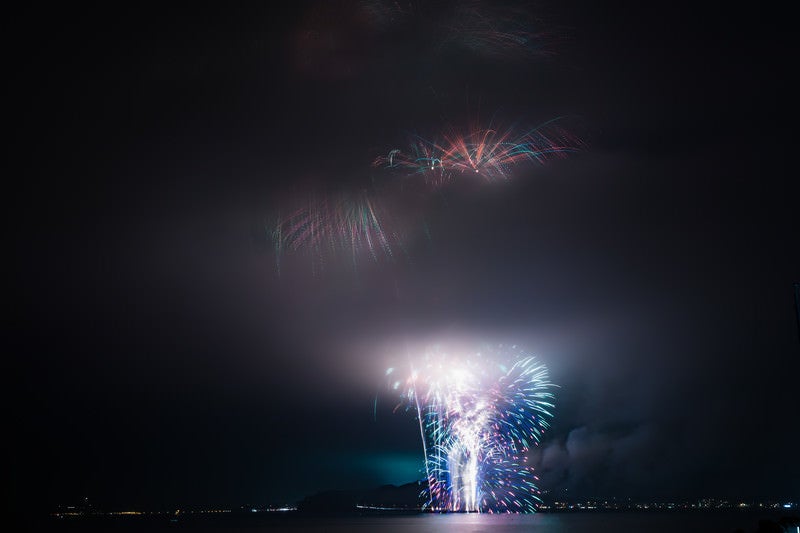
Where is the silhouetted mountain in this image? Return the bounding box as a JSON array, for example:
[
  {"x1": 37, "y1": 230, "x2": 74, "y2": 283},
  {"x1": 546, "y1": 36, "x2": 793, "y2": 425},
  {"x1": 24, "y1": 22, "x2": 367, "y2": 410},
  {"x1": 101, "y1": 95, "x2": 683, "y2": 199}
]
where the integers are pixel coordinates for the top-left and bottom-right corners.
[
  {"x1": 297, "y1": 481, "x2": 426, "y2": 514},
  {"x1": 753, "y1": 515, "x2": 800, "y2": 533}
]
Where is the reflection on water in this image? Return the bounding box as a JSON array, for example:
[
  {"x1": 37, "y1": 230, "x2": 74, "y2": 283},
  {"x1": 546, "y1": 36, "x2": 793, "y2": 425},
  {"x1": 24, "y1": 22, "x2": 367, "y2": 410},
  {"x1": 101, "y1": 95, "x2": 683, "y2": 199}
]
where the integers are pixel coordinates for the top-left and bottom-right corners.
[
  {"x1": 252, "y1": 511, "x2": 791, "y2": 533},
  {"x1": 43, "y1": 510, "x2": 795, "y2": 532}
]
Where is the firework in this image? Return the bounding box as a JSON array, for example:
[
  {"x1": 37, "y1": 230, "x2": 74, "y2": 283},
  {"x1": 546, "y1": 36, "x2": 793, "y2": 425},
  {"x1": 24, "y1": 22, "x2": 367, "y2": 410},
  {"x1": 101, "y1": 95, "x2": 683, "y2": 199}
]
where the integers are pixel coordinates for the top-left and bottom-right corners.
[
  {"x1": 389, "y1": 343, "x2": 556, "y2": 512},
  {"x1": 267, "y1": 116, "x2": 581, "y2": 274},
  {"x1": 267, "y1": 177, "x2": 441, "y2": 276},
  {"x1": 373, "y1": 118, "x2": 582, "y2": 186},
  {"x1": 440, "y1": 1, "x2": 559, "y2": 60},
  {"x1": 270, "y1": 190, "x2": 405, "y2": 275},
  {"x1": 358, "y1": 0, "x2": 417, "y2": 30},
  {"x1": 358, "y1": 0, "x2": 560, "y2": 60}
]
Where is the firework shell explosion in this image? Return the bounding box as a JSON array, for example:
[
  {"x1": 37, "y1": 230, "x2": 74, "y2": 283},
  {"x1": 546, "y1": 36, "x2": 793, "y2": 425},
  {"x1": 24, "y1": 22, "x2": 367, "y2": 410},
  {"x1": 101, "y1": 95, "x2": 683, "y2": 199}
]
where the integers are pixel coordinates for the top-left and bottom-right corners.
[
  {"x1": 388, "y1": 343, "x2": 556, "y2": 513},
  {"x1": 268, "y1": 118, "x2": 583, "y2": 274},
  {"x1": 372, "y1": 118, "x2": 583, "y2": 187}
]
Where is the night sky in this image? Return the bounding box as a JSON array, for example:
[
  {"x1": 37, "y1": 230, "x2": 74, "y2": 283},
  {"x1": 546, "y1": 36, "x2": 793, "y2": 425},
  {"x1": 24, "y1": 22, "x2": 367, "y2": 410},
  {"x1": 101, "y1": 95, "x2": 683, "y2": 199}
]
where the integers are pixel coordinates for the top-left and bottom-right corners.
[{"x1": 11, "y1": 0, "x2": 799, "y2": 513}]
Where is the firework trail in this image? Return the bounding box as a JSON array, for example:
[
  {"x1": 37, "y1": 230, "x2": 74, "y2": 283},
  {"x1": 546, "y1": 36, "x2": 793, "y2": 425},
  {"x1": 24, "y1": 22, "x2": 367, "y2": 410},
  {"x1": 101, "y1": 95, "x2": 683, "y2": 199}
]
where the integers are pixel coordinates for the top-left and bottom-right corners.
[
  {"x1": 358, "y1": 0, "x2": 417, "y2": 30},
  {"x1": 356, "y1": 0, "x2": 561, "y2": 60},
  {"x1": 373, "y1": 118, "x2": 583, "y2": 185},
  {"x1": 389, "y1": 343, "x2": 556, "y2": 512},
  {"x1": 440, "y1": 1, "x2": 559, "y2": 60},
  {"x1": 265, "y1": 182, "x2": 428, "y2": 275},
  {"x1": 270, "y1": 190, "x2": 407, "y2": 275}
]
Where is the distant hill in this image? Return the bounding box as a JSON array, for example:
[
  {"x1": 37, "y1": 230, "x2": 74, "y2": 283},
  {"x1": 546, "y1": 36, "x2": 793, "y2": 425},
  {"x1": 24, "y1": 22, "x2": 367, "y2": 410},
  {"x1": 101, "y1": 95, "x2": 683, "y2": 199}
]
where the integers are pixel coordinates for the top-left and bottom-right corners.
[{"x1": 297, "y1": 481, "x2": 427, "y2": 514}]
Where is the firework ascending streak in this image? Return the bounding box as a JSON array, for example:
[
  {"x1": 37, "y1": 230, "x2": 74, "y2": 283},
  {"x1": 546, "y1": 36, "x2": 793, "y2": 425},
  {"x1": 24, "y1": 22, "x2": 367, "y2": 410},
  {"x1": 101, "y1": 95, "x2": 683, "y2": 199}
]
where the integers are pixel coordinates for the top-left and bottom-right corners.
[
  {"x1": 373, "y1": 118, "x2": 582, "y2": 186},
  {"x1": 390, "y1": 343, "x2": 556, "y2": 513}
]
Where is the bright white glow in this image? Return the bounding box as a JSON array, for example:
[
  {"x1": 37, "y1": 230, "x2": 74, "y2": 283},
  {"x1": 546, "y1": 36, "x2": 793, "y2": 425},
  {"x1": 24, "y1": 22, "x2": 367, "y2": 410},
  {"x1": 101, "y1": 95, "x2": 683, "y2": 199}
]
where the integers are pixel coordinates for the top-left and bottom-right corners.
[{"x1": 393, "y1": 343, "x2": 555, "y2": 512}]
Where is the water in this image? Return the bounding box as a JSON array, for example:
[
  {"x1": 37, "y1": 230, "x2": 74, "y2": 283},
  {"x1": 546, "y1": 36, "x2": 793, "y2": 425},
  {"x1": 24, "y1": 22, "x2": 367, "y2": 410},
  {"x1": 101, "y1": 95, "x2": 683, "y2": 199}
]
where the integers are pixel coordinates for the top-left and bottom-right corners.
[
  {"x1": 43, "y1": 511, "x2": 797, "y2": 532},
  {"x1": 250, "y1": 512, "x2": 794, "y2": 533}
]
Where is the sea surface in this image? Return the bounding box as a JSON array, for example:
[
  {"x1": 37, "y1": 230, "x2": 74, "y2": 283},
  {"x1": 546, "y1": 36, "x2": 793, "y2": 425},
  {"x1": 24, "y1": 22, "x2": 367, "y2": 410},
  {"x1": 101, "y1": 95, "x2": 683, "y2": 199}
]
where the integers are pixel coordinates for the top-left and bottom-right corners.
[
  {"x1": 43, "y1": 510, "x2": 797, "y2": 533},
  {"x1": 241, "y1": 512, "x2": 793, "y2": 533}
]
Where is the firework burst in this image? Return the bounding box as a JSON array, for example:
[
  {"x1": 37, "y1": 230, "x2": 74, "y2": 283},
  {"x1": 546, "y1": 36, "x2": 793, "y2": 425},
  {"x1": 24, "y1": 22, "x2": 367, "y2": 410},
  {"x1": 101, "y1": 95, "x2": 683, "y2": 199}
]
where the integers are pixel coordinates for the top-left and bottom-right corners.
[
  {"x1": 373, "y1": 118, "x2": 583, "y2": 186},
  {"x1": 389, "y1": 343, "x2": 556, "y2": 512}
]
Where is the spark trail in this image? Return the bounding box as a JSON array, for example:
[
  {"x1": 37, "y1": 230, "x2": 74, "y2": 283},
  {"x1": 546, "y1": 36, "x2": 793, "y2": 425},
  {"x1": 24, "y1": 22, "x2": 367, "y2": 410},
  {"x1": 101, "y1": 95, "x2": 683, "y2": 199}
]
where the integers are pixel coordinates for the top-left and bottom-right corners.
[{"x1": 270, "y1": 190, "x2": 405, "y2": 275}]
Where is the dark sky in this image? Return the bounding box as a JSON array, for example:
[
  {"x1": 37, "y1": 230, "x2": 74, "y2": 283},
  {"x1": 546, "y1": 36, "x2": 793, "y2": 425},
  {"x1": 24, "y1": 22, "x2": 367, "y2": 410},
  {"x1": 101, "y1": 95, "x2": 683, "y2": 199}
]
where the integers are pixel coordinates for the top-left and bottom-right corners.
[{"x1": 10, "y1": 0, "x2": 799, "y2": 512}]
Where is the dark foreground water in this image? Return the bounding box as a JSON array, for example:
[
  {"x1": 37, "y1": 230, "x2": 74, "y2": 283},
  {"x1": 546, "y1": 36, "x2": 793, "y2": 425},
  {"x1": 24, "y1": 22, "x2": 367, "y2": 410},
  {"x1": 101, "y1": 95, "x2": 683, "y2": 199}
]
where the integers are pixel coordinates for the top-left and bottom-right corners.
[
  {"x1": 229, "y1": 512, "x2": 793, "y2": 533},
  {"x1": 42, "y1": 511, "x2": 798, "y2": 533}
]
